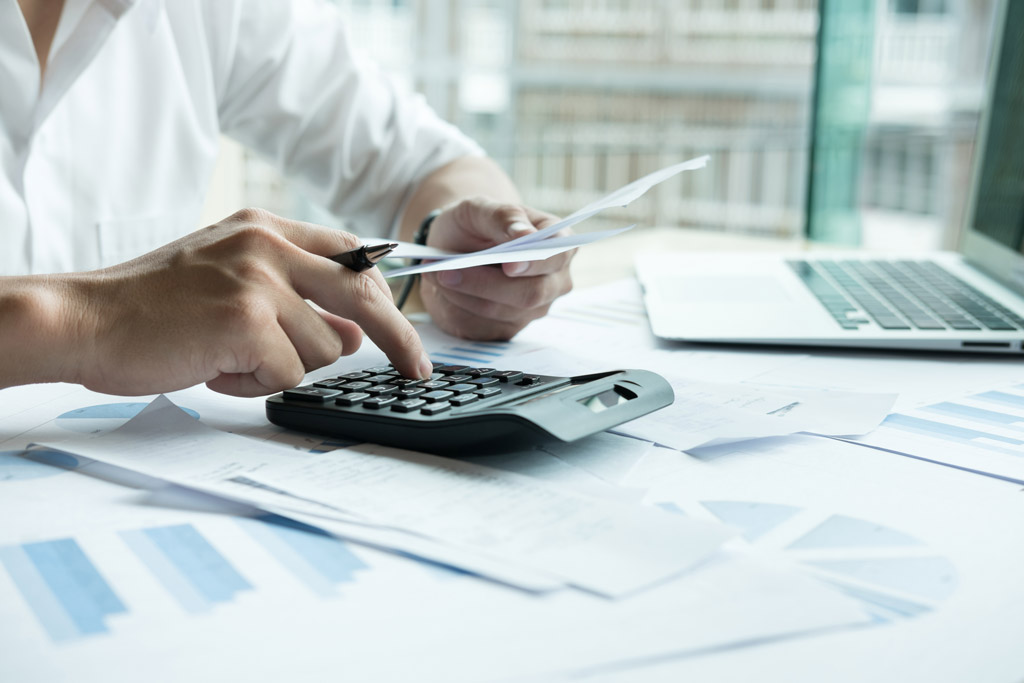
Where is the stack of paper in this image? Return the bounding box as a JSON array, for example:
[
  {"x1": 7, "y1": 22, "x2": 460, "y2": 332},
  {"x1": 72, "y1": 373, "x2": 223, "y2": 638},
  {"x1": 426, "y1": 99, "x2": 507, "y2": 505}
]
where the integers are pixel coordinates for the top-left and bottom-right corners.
[{"x1": 32, "y1": 396, "x2": 731, "y2": 597}]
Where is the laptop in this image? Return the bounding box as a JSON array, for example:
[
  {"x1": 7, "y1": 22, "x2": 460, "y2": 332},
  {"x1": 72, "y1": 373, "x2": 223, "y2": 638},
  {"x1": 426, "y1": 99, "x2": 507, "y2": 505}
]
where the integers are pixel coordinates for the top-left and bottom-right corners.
[{"x1": 637, "y1": 0, "x2": 1024, "y2": 355}]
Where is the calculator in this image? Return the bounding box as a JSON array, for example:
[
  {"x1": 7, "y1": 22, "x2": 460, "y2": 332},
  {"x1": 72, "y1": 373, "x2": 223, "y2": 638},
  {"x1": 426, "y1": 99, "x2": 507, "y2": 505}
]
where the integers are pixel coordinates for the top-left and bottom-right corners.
[{"x1": 265, "y1": 362, "x2": 673, "y2": 455}]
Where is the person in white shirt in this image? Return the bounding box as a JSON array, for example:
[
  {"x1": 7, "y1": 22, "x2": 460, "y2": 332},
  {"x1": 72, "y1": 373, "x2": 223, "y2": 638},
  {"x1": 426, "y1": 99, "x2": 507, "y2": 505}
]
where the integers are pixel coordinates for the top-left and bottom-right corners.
[{"x1": 1, "y1": 0, "x2": 574, "y2": 396}]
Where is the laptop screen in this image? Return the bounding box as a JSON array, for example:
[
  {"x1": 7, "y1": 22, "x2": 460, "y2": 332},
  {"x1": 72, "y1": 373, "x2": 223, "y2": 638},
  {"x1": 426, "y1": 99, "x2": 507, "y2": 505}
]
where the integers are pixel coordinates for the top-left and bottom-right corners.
[
  {"x1": 970, "y1": 0, "x2": 1024, "y2": 256},
  {"x1": 961, "y1": 0, "x2": 1024, "y2": 295}
]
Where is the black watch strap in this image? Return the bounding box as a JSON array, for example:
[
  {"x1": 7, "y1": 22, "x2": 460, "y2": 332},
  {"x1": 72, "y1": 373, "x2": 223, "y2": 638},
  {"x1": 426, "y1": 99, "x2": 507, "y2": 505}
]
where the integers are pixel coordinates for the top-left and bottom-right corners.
[{"x1": 396, "y1": 209, "x2": 443, "y2": 311}]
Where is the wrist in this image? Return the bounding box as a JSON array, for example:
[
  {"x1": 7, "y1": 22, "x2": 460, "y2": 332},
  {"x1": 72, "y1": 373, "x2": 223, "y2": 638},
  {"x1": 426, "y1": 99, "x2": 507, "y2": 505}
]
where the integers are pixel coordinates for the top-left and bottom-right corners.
[{"x1": 0, "y1": 275, "x2": 93, "y2": 387}]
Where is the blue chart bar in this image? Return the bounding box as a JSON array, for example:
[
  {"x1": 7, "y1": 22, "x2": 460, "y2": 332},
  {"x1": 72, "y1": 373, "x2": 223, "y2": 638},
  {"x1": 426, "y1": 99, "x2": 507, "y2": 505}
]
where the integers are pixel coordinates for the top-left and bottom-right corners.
[
  {"x1": 924, "y1": 402, "x2": 1024, "y2": 430},
  {"x1": 976, "y1": 391, "x2": 1024, "y2": 410},
  {"x1": 0, "y1": 539, "x2": 127, "y2": 641},
  {"x1": 431, "y1": 342, "x2": 509, "y2": 366},
  {"x1": 884, "y1": 414, "x2": 1024, "y2": 457},
  {"x1": 239, "y1": 516, "x2": 368, "y2": 597},
  {"x1": 120, "y1": 524, "x2": 251, "y2": 613}
]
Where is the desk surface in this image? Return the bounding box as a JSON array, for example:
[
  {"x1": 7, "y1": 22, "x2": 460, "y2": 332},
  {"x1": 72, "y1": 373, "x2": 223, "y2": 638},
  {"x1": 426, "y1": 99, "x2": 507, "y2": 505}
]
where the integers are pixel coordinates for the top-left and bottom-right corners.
[{"x1": 1, "y1": 228, "x2": 1023, "y2": 683}]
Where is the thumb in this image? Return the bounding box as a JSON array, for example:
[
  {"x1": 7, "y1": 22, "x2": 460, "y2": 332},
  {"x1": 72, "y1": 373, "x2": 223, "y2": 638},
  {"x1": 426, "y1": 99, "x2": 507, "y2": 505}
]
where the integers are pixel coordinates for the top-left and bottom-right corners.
[{"x1": 452, "y1": 198, "x2": 535, "y2": 247}]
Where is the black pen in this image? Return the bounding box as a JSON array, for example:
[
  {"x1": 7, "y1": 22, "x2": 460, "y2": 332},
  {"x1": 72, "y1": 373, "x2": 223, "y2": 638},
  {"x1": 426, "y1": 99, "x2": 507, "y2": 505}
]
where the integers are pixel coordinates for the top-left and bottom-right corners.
[{"x1": 331, "y1": 242, "x2": 398, "y2": 272}]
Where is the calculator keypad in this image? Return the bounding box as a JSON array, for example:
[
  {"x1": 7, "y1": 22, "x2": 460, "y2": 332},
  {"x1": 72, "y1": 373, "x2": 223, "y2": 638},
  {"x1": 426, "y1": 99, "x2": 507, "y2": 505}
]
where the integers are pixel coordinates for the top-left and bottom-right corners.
[{"x1": 286, "y1": 361, "x2": 558, "y2": 419}]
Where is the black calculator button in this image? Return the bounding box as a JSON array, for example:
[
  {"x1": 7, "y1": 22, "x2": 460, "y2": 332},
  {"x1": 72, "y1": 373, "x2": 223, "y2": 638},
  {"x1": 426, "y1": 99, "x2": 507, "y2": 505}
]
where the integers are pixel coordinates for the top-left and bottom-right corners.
[
  {"x1": 450, "y1": 394, "x2": 479, "y2": 406},
  {"x1": 335, "y1": 392, "x2": 371, "y2": 406},
  {"x1": 430, "y1": 361, "x2": 446, "y2": 369},
  {"x1": 364, "y1": 365, "x2": 394, "y2": 375},
  {"x1": 283, "y1": 386, "x2": 342, "y2": 402},
  {"x1": 340, "y1": 381, "x2": 373, "y2": 392},
  {"x1": 420, "y1": 380, "x2": 450, "y2": 390},
  {"x1": 397, "y1": 387, "x2": 426, "y2": 398},
  {"x1": 339, "y1": 371, "x2": 371, "y2": 380},
  {"x1": 517, "y1": 375, "x2": 542, "y2": 386},
  {"x1": 392, "y1": 398, "x2": 427, "y2": 413},
  {"x1": 445, "y1": 374, "x2": 473, "y2": 383},
  {"x1": 362, "y1": 396, "x2": 397, "y2": 409},
  {"x1": 429, "y1": 372, "x2": 445, "y2": 380},
  {"x1": 465, "y1": 368, "x2": 496, "y2": 378},
  {"x1": 421, "y1": 390, "x2": 455, "y2": 403},
  {"x1": 474, "y1": 387, "x2": 502, "y2": 398},
  {"x1": 445, "y1": 383, "x2": 476, "y2": 394},
  {"x1": 493, "y1": 370, "x2": 523, "y2": 383},
  {"x1": 420, "y1": 401, "x2": 452, "y2": 415},
  {"x1": 312, "y1": 378, "x2": 348, "y2": 390},
  {"x1": 466, "y1": 377, "x2": 499, "y2": 387},
  {"x1": 365, "y1": 385, "x2": 397, "y2": 396},
  {"x1": 365, "y1": 374, "x2": 396, "y2": 385},
  {"x1": 390, "y1": 378, "x2": 423, "y2": 388},
  {"x1": 436, "y1": 365, "x2": 469, "y2": 375}
]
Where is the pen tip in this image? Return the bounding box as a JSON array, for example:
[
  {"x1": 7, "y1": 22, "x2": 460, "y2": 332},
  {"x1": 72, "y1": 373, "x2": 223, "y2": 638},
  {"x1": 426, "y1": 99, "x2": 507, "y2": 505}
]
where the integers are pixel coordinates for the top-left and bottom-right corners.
[{"x1": 364, "y1": 242, "x2": 398, "y2": 263}]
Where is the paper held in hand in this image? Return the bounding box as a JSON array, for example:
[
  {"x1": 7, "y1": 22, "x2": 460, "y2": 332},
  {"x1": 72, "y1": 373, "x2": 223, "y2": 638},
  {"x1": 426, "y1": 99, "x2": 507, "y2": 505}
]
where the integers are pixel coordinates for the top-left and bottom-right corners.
[{"x1": 379, "y1": 155, "x2": 711, "y2": 277}]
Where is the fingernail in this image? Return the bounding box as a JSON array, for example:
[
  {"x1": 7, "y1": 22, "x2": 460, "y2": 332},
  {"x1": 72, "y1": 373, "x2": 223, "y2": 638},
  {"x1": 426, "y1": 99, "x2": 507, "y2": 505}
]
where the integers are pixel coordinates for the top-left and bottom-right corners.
[
  {"x1": 508, "y1": 221, "x2": 534, "y2": 237},
  {"x1": 506, "y1": 262, "x2": 529, "y2": 276},
  {"x1": 419, "y1": 353, "x2": 434, "y2": 379},
  {"x1": 438, "y1": 270, "x2": 462, "y2": 287}
]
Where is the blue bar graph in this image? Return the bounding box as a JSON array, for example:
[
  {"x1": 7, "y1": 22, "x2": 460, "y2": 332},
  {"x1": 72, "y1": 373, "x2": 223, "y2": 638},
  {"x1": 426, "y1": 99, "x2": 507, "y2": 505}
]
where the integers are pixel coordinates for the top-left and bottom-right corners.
[
  {"x1": 238, "y1": 516, "x2": 368, "y2": 597},
  {"x1": 883, "y1": 414, "x2": 1024, "y2": 457},
  {"x1": 975, "y1": 391, "x2": 1024, "y2": 410},
  {"x1": 0, "y1": 539, "x2": 127, "y2": 641},
  {"x1": 120, "y1": 524, "x2": 251, "y2": 613},
  {"x1": 431, "y1": 341, "x2": 509, "y2": 366},
  {"x1": 923, "y1": 402, "x2": 1024, "y2": 431}
]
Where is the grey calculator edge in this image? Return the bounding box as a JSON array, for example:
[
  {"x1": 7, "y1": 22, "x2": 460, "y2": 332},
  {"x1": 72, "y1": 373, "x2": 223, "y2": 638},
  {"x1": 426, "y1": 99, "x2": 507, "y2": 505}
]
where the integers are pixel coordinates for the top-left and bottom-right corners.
[{"x1": 265, "y1": 369, "x2": 673, "y2": 455}]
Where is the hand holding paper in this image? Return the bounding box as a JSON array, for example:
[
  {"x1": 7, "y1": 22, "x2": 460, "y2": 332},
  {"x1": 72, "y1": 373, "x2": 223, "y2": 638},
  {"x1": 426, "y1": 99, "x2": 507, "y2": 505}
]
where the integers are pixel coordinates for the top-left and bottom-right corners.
[{"x1": 383, "y1": 155, "x2": 710, "y2": 277}]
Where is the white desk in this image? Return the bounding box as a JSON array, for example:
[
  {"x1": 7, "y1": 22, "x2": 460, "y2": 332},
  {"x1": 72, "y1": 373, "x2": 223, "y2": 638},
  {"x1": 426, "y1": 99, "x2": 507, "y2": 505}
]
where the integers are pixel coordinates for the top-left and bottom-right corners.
[{"x1": 1, "y1": 228, "x2": 1023, "y2": 682}]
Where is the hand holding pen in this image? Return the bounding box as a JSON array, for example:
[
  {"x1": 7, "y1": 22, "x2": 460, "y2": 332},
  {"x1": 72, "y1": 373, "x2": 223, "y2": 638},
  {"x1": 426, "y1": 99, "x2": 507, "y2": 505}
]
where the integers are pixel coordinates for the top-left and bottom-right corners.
[{"x1": 331, "y1": 242, "x2": 398, "y2": 272}]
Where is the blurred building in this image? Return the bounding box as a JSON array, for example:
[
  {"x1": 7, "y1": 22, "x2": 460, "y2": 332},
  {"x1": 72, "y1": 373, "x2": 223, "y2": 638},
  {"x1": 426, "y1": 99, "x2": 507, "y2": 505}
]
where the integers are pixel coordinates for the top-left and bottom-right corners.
[{"x1": 208, "y1": 0, "x2": 998, "y2": 248}]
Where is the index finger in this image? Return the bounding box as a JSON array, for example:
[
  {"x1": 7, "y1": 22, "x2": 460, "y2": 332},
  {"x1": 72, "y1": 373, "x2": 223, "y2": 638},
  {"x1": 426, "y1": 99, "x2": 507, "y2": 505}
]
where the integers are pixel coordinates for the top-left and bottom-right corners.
[
  {"x1": 301, "y1": 260, "x2": 431, "y2": 379},
  {"x1": 227, "y1": 208, "x2": 363, "y2": 258}
]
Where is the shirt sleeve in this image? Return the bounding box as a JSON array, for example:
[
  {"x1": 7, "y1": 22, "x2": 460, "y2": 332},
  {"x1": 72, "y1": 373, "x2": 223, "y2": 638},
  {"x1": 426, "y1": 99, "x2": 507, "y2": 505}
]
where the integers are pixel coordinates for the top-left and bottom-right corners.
[{"x1": 211, "y1": 0, "x2": 484, "y2": 237}]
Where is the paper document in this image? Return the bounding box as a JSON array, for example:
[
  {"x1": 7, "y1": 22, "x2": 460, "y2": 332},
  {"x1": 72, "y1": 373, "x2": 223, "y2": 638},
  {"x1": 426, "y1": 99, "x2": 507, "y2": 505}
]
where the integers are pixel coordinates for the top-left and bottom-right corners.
[
  {"x1": 387, "y1": 226, "x2": 633, "y2": 277},
  {"x1": 614, "y1": 378, "x2": 896, "y2": 452},
  {"x1": 384, "y1": 155, "x2": 709, "y2": 277},
  {"x1": 849, "y1": 380, "x2": 1024, "y2": 485},
  {"x1": 34, "y1": 396, "x2": 733, "y2": 597}
]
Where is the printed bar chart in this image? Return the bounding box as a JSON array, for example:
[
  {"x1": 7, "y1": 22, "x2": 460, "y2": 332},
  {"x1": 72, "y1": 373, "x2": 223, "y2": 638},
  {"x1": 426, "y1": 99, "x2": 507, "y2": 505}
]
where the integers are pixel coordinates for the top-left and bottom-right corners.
[
  {"x1": 120, "y1": 524, "x2": 252, "y2": 613},
  {"x1": 238, "y1": 516, "x2": 368, "y2": 597},
  {"x1": 855, "y1": 384, "x2": 1024, "y2": 483},
  {"x1": 0, "y1": 539, "x2": 127, "y2": 641},
  {"x1": 429, "y1": 341, "x2": 510, "y2": 367}
]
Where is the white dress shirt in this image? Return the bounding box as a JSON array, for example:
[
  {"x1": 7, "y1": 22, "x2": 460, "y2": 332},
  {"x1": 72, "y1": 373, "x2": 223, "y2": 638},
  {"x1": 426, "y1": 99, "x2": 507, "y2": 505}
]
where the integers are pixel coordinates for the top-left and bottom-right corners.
[{"x1": 0, "y1": 0, "x2": 482, "y2": 275}]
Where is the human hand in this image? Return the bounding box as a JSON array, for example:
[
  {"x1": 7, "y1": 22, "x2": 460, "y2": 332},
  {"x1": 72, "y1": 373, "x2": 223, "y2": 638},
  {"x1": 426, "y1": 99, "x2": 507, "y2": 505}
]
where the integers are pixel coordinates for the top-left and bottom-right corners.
[
  {"x1": 418, "y1": 198, "x2": 575, "y2": 340},
  {"x1": 61, "y1": 209, "x2": 432, "y2": 397}
]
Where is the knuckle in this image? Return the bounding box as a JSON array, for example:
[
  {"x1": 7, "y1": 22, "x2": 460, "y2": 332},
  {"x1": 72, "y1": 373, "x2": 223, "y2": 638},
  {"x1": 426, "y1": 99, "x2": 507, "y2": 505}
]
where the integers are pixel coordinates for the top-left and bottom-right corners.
[
  {"x1": 335, "y1": 231, "x2": 362, "y2": 252},
  {"x1": 231, "y1": 254, "x2": 279, "y2": 287},
  {"x1": 351, "y1": 272, "x2": 385, "y2": 307},
  {"x1": 229, "y1": 207, "x2": 277, "y2": 226},
  {"x1": 279, "y1": 362, "x2": 306, "y2": 390},
  {"x1": 494, "y1": 204, "x2": 526, "y2": 226},
  {"x1": 229, "y1": 224, "x2": 285, "y2": 253}
]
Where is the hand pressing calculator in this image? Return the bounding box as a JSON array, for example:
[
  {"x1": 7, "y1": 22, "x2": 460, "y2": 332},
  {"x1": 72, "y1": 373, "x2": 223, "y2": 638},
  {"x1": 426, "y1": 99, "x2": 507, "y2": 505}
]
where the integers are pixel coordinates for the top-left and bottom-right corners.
[{"x1": 265, "y1": 362, "x2": 673, "y2": 455}]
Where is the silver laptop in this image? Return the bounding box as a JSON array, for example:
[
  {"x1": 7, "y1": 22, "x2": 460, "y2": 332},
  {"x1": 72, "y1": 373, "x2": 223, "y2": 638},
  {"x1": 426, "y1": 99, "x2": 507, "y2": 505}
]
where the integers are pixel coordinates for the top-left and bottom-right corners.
[{"x1": 637, "y1": 0, "x2": 1024, "y2": 355}]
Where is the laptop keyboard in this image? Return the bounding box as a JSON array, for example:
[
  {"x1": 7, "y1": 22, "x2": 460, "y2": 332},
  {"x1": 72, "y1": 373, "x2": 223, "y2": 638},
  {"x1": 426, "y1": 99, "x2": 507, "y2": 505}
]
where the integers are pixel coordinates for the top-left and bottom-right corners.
[{"x1": 788, "y1": 260, "x2": 1024, "y2": 332}]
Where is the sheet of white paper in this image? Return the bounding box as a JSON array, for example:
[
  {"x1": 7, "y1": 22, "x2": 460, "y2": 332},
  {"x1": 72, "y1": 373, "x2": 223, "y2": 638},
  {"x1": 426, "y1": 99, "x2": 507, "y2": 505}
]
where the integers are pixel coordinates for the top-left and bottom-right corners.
[
  {"x1": 613, "y1": 378, "x2": 895, "y2": 452},
  {"x1": 384, "y1": 225, "x2": 635, "y2": 277},
  {"x1": 848, "y1": 379, "x2": 1024, "y2": 484},
  {"x1": 242, "y1": 446, "x2": 732, "y2": 598},
  {"x1": 380, "y1": 154, "x2": 708, "y2": 277},
  {"x1": 29, "y1": 398, "x2": 566, "y2": 592},
  {"x1": 35, "y1": 396, "x2": 733, "y2": 597},
  {"x1": 602, "y1": 433, "x2": 1024, "y2": 683}
]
